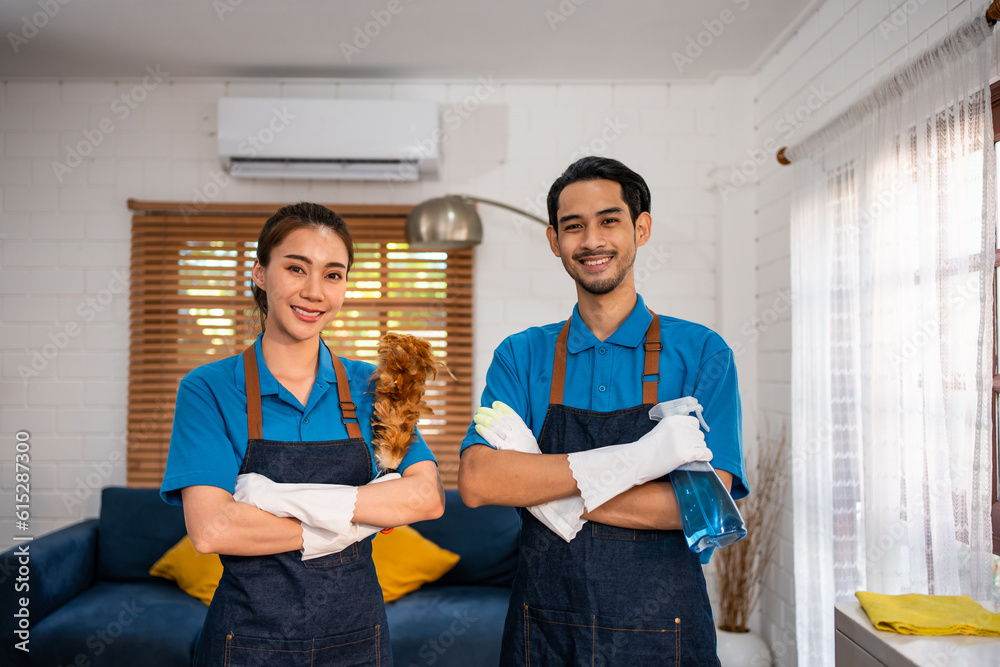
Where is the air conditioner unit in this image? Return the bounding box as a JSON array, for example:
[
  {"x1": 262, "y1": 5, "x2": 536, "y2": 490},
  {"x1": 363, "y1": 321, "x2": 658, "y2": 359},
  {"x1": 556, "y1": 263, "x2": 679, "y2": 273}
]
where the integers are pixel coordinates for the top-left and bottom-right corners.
[{"x1": 217, "y1": 98, "x2": 439, "y2": 181}]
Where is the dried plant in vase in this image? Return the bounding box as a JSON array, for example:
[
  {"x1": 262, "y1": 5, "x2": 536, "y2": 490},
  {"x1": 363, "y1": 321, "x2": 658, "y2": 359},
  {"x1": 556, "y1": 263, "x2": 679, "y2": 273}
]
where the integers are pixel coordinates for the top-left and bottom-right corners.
[{"x1": 716, "y1": 425, "x2": 789, "y2": 633}]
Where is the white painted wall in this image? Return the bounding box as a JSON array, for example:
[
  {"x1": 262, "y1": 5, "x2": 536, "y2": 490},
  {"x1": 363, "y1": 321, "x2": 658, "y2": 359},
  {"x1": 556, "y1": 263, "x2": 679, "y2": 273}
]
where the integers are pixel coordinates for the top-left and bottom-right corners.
[
  {"x1": 747, "y1": 0, "x2": 988, "y2": 664},
  {"x1": 0, "y1": 78, "x2": 736, "y2": 550}
]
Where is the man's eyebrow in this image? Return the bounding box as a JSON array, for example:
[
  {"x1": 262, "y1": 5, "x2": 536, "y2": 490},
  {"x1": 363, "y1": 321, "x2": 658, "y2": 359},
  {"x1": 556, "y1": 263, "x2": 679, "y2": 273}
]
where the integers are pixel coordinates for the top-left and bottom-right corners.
[
  {"x1": 557, "y1": 206, "x2": 625, "y2": 226},
  {"x1": 283, "y1": 254, "x2": 346, "y2": 269}
]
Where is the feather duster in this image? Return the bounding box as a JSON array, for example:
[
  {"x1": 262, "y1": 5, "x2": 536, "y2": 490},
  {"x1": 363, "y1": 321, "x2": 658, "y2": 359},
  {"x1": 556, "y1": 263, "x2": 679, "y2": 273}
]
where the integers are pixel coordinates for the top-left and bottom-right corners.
[{"x1": 370, "y1": 332, "x2": 442, "y2": 471}]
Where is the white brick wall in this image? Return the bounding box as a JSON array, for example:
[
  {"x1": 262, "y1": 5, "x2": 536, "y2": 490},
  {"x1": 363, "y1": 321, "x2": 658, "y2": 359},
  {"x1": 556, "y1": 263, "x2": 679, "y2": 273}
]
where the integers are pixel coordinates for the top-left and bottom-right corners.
[
  {"x1": 749, "y1": 1, "x2": 982, "y2": 664},
  {"x1": 0, "y1": 77, "x2": 731, "y2": 548}
]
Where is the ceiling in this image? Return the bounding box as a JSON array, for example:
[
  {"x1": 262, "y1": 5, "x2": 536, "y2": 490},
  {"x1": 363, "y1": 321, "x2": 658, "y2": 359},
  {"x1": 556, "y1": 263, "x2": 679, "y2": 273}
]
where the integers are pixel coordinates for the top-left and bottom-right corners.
[{"x1": 1, "y1": 0, "x2": 819, "y2": 81}]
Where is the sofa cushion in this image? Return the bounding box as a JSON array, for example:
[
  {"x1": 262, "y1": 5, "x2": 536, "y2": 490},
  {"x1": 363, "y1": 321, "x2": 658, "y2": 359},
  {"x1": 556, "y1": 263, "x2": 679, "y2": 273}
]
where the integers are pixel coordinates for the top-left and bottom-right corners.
[
  {"x1": 29, "y1": 580, "x2": 206, "y2": 667},
  {"x1": 410, "y1": 490, "x2": 520, "y2": 588},
  {"x1": 385, "y1": 585, "x2": 512, "y2": 667},
  {"x1": 372, "y1": 525, "x2": 460, "y2": 602},
  {"x1": 98, "y1": 487, "x2": 188, "y2": 582},
  {"x1": 149, "y1": 535, "x2": 224, "y2": 605}
]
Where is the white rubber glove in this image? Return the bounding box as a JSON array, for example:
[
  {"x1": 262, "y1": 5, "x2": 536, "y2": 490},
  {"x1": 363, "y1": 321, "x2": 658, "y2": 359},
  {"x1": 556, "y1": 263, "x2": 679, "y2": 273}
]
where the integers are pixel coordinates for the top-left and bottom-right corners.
[
  {"x1": 234, "y1": 472, "x2": 400, "y2": 537},
  {"x1": 474, "y1": 402, "x2": 587, "y2": 542},
  {"x1": 298, "y1": 474, "x2": 400, "y2": 560},
  {"x1": 566, "y1": 413, "x2": 712, "y2": 513}
]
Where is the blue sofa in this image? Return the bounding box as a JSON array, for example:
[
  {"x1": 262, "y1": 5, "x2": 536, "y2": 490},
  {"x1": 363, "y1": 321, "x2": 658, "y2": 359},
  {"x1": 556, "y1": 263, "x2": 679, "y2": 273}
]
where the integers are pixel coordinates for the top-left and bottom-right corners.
[{"x1": 0, "y1": 486, "x2": 520, "y2": 666}]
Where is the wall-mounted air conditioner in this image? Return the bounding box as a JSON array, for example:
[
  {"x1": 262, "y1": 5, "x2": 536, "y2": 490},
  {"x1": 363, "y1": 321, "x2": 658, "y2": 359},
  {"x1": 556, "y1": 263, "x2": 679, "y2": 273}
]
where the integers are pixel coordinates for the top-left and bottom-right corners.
[{"x1": 217, "y1": 98, "x2": 439, "y2": 181}]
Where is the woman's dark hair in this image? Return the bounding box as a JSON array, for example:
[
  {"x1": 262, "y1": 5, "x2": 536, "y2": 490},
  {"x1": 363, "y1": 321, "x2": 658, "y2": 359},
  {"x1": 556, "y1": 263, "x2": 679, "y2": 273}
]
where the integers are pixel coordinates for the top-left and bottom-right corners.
[
  {"x1": 546, "y1": 156, "x2": 651, "y2": 232},
  {"x1": 251, "y1": 202, "x2": 354, "y2": 333}
]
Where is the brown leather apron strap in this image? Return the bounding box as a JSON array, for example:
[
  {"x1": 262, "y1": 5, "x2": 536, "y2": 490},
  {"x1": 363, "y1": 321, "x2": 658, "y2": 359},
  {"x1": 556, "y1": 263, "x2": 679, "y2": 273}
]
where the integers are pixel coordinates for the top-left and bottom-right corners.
[
  {"x1": 243, "y1": 346, "x2": 263, "y2": 440},
  {"x1": 330, "y1": 351, "x2": 363, "y2": 440},
  {"x1": 642, "y1": 309, "x2": 661, "y2": 405},
  {"x1": 548, "y1": 309, "x2": 661, "y2": 407},
  {"x1": 549, "y1": 319, "x2": 572, "y2": 405},
  {"x1": 243, "y1": 342, "x2": 363, "y2": 441}
]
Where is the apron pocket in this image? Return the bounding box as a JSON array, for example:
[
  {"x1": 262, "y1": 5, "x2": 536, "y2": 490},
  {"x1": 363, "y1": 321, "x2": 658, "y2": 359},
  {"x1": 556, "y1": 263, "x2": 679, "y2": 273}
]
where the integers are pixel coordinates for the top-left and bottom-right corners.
[
  {"x1": 522, "y1": 606, "x2": 594, "y2": 667},
  {"x1": 224, "y1": 625, "x2": 383, "y2": 667},
  {"x1": 522, "y1": 605, "x2": 681, "y2": 667},
  {"x1": 593, "y1": 613, "x2": 681, "y2": 667}
]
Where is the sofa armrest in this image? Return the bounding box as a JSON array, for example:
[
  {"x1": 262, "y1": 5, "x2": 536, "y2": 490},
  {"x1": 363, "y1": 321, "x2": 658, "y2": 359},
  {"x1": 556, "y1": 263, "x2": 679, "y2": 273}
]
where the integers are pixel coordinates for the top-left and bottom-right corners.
[{"x1": 0, "y1": 519, "x2": 99, "y2": 635}]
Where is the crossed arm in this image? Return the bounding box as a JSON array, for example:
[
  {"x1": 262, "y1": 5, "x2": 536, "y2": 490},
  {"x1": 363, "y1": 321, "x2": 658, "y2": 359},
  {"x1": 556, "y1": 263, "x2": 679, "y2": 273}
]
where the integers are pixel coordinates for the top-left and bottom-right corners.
[
  {"x1": 182, "y1": 460, "x2": 444, "y2": 556},
  {"x1": 458, "y1": 444, "x2": 732, "y2": 531}
]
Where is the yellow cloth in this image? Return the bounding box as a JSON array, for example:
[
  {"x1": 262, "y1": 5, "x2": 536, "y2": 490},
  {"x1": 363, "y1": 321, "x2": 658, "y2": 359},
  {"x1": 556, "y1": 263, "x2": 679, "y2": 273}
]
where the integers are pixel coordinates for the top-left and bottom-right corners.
[
  {"x1": 855, "y1": 591, "x2": 1000, "y2": 636},
  {"x1": 371, "y1": 526, "x2": 460, "y2": 603},
  {"x1": 149, "y1": 535, "x2": 224, "y2": 605}
]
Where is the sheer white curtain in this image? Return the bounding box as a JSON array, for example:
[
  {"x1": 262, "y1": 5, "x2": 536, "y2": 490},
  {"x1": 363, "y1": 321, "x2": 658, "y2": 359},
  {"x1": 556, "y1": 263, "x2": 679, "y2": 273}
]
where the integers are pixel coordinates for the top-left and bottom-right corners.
[{"x1": 790, "y1": 15, "x2": 996, "y2": 665}]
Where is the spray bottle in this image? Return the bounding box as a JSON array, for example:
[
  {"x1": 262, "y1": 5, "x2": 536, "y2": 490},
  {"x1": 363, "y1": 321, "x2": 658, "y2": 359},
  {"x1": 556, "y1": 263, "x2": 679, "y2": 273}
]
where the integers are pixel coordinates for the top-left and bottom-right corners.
[{"x1": 650, "y1": 397, "x2": 747, "y2": 553}]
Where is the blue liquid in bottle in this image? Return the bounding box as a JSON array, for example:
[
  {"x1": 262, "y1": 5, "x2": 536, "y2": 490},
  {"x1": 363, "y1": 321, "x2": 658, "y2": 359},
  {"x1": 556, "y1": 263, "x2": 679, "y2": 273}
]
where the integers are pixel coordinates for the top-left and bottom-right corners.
[
  {"x1": 651, "y1": 398, "x2": 747, "y2": 553},
  {"x1": 670, "y1": 461, "x2": 747, "y2": 551}
]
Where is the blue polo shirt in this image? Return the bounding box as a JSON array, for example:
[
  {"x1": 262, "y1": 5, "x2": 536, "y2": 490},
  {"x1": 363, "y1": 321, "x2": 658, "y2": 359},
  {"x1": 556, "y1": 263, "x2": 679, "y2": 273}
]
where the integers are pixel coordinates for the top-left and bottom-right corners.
[
  {"x1": 461, "y1": 294, "x2": 748, "y2": 500},
  {"x1": 161, "y1": 335, "x2": 436, "y2": 505}
]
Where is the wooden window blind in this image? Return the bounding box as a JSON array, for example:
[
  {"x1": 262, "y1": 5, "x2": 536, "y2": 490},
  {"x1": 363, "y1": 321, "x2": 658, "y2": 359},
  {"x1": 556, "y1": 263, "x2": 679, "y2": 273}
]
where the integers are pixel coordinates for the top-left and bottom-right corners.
[{"x1": 126, "y1": 201, "x2": 472, "y2": 489}]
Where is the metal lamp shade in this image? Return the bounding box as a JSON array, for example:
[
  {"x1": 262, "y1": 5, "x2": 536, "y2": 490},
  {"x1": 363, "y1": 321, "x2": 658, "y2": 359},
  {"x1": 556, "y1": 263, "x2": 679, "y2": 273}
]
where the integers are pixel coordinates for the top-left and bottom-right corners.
[{"x1": 404, "y1": 196, "x2": 483, "y2": 249}]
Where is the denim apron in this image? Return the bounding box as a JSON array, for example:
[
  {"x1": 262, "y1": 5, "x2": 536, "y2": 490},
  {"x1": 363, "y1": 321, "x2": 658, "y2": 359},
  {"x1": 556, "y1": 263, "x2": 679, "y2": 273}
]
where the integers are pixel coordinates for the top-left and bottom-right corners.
[
  {"x1": 194, "y1": 344, "x2": 392, "y2": 667},
  {"x1": 499, "y1": 312, "x2": 720, "y2": 666}
]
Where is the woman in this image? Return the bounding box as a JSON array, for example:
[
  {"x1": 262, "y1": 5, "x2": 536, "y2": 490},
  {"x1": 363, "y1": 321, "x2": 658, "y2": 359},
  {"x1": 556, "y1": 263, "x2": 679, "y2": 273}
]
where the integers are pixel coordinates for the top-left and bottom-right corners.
[{"x1": 160, "y1": 202, "x2": 445, "y2": 666}]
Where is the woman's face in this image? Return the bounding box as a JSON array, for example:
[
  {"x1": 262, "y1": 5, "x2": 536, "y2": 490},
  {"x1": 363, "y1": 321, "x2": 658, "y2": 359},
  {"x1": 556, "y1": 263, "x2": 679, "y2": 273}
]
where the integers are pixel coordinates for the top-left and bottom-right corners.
[{"x1": 251, "y1": 225, "x2": 350, "y2": 345}]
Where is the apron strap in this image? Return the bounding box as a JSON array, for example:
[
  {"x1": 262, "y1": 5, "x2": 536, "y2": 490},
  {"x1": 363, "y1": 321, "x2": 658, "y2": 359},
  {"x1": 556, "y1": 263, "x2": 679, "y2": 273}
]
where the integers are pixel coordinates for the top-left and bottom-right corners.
[
  {"x1": 330, "y1": 350, "x2": 363, "y2": 440},
  {"x1": 243, "y1": 346, "x2": 264, "y2": 441},
  {"x1": 242, "y1": 341, "x2": 363, "y2": 441},
  {"x1": 548, "y1": 309, "x2": 661, "y2": 406},
  {"x1": 642, "y1": 311, "x2": 661, "y2": 405},
  {"x1": 549, "y1": 319, "x2": 572, "y2": 405}
]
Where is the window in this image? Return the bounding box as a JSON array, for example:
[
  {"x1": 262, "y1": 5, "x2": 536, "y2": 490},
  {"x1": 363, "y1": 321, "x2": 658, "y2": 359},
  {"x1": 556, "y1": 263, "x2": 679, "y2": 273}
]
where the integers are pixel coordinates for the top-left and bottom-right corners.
[{"x1": 126, "y1": 201, "x2": 472, "y2": 488}]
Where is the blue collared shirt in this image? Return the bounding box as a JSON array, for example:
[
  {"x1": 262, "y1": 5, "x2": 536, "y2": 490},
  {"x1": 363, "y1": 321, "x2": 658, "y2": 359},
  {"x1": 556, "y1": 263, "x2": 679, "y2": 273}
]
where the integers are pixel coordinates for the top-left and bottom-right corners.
[
  {"x1": 161, "y1": 335, "x2": 436, "y2": 505},
  {"x1": 461, "y1": 294, "x2": 748, "y2": 500}
]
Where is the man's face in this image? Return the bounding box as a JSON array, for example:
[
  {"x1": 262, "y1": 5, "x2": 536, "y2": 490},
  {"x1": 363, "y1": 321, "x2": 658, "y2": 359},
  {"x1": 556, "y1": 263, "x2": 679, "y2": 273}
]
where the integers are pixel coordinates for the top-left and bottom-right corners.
[{"x1": 547, "y1": 179, "x2": 651, "y2": 296}]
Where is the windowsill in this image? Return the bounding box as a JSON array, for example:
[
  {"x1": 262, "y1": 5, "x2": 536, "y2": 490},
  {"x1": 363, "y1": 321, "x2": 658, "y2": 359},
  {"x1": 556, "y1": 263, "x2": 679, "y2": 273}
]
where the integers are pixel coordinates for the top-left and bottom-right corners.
[{"x1": 835, "y1": 601, "x2": 999, "y2": 667}]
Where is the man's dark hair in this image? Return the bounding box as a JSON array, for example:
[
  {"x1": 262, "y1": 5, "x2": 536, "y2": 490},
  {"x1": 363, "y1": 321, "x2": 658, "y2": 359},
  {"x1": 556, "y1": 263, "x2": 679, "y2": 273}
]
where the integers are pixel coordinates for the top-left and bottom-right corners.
[{"x1": 546, "y1": 156, "x2": 651, "y2": 231}]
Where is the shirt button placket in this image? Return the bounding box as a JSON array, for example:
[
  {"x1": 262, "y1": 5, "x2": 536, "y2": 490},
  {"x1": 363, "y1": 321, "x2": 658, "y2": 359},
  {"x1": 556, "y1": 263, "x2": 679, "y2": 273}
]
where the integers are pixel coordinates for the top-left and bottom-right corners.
[{"x1": 595, "y1": 346, "x2": 611, "y2": 410}]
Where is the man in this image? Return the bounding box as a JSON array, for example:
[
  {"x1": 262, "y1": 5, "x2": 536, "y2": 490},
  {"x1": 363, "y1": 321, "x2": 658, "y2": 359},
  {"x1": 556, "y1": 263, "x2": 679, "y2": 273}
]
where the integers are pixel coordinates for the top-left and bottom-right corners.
[{"x1": 458, "y1": 156, "x2": 747, "y2": 665}]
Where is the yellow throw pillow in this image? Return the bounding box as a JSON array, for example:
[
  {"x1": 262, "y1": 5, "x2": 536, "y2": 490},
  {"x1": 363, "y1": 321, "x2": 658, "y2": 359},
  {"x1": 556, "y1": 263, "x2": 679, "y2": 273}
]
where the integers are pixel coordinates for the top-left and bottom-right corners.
[
  {"x1": 149, "y1": 535, "x2": 224, "y2": 605},
  {"x1": 371, "y1": 526, "x2": 460, "y2": 603}
]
